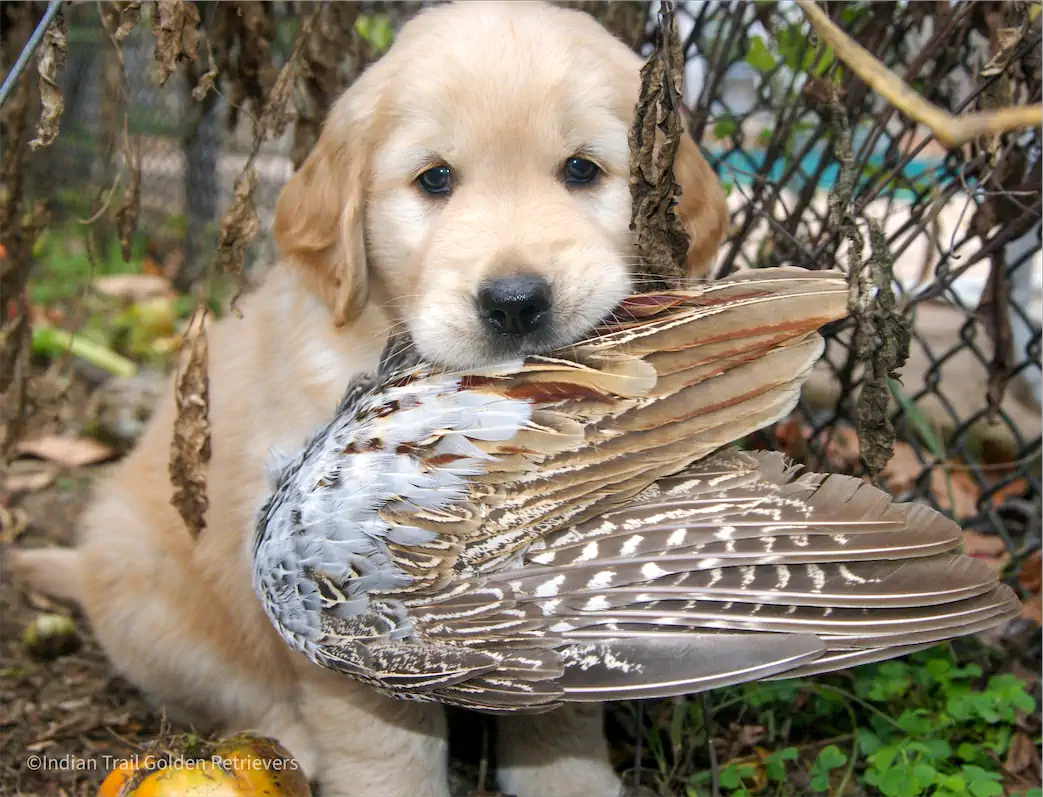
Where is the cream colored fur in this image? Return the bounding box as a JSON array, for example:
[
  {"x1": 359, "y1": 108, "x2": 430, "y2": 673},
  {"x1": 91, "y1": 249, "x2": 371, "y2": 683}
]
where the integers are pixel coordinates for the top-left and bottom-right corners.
[{"x1": 10, "y1": 3, "x2": 727, "y2": 795}]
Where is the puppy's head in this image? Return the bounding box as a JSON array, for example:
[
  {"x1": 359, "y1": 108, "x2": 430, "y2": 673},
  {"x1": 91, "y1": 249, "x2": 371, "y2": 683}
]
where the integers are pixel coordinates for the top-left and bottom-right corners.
[{"x1": 274, "y1": 1, "x2": 727, "y2": 369}]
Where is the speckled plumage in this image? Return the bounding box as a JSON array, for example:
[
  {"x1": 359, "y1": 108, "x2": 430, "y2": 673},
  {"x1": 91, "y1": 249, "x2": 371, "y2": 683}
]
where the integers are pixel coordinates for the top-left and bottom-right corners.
[{"x1": 252, "y1": 268, "x2": 1021, "y2": 712}]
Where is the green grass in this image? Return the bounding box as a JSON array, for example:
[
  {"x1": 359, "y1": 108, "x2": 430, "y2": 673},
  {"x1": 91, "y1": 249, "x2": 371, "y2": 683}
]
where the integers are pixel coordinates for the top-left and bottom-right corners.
[{"x1": 29, "y1": 222, "x2": 150, "y2": 306}]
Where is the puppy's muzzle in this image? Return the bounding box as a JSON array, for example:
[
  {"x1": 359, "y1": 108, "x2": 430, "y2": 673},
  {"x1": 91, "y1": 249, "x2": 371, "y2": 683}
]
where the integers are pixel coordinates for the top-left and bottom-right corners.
[{"x1": 477, "y1": 274, "x2": 552, "y2": 337}]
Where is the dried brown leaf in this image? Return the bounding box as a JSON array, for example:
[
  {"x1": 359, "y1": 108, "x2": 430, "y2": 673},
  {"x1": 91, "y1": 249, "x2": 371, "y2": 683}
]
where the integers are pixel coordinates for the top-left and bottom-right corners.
[
  {"x1": 628, "y1": 1, "x2": 689, "y2": 289},
  {"x1": 853, "y1": 221, "x2": 910, "y2": 475},
  {"x1": 215, "y1": 7, "x2": 319, "y2": 302},
  {"x1": 16, "y1": 435, "x2": 116, "y2": 468},
  {"x1": 932, "y1": 469, "x2": 982, "y2": 521},
  {"x1": 169, "y1": 303, "x2": 211, "y2": 538},
  {"x1": 109, "y1": 1, "x2": 143, "y2": 43},
  {"x1": 215, "y1": 167, "x2": 260, "y2": 285},
  {"x1": 207, "y1": 2, "x2": 278, "y2": 130},
  {"x1": 1017, "y1": 550, "x2": 1042, "y2": 595},
  {"x1": 152, "y1": 0, "x2": 201, "y2": 87},
  {"x1": 879, "y1": 441, "x2": 923, "y2": 494},
  {"x1": 1019, "y1": 593, "x2": 1042, "y2": 626},
  {"x1": 976, "y1": 251, "x2": 1014, "y2": 422},
  {"x1": 1, "y1": 461, "x2": 58, "y2": 497},
  {"x1": 961, "y1": 530, "x2": 1011, "y2": 574},
  {"x1": 191, "y1": 37, "x2": 219, "y2": 102},
  {"x1": 1004, "y1": 731, "x2": 1042, "y2": 780},
  {"x1": 255, "y1": 6, "x2": 322, "y2": 142},
  {"x1": 772, "y1": 415, "x2": 810, "y2": 463},
  {"x1": 823, "y1": 424, "x2": 861, "y2": 473},
  {"x1": 826, "y1": 97, "x2": 908, "y2": 476},
  {"x1": 859, "y1": 221, "x2": 909, "y2": 475},
  {"x1": 292, "y1": 3, "x2": 366, "y2": 167},
  {"x1": 0, "y1": 506, "x2": 29, "y2": 544},
  {"x1": 988, "y1": 477, "x2": 1029, "y2": 507},
  {"x1": 28, "y1": 9, "x2": 67, "y2": 151}
]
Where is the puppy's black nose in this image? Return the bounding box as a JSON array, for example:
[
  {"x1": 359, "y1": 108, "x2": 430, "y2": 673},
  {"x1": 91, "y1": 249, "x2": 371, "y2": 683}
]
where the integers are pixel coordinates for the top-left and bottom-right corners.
[{"x1": 478, "y1": 275, "x2": 552, "y2": 336}]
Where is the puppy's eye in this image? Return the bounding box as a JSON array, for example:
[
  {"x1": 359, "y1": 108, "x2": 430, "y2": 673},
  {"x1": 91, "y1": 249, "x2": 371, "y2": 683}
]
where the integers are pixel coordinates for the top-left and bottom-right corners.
[
  {"x1": 417, "y1": 165, "x2": 453, "y2": 196},
  {"x1": 563, "y1": 156, "x2": 600, "y2": 186}
]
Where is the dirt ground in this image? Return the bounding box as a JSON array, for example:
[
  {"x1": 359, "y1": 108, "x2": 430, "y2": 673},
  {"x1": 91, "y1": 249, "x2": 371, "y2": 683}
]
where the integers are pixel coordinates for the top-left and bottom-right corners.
[
  {"x1": 1, "y1": 464, "x2": 167, "y2": 797},
  {"x1": 0, "y1": 466, "x2": 496, "y2": 797}
]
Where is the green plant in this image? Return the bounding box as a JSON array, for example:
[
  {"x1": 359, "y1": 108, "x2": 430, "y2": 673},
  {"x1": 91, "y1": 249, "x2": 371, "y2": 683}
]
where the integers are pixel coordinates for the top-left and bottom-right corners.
[
  {"x1": 644, "y1": 645, "x2": 1037, "y2": 797},
  {"x1": 355, "y1": 13, "x2": 394, "y2": 54}
]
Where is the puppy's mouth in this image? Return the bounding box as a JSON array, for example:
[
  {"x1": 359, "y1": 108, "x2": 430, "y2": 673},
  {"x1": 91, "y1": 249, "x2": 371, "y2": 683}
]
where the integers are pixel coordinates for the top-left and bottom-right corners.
[
  {"x1": 408, "y1": 270, "x2": 632, "y2": 370},
  {"x1": 470, "y1": 273, "x2": 624, "y2": 364},
  {"x1": 481, "y1": 322, "x2": 565, "y2": 360}
]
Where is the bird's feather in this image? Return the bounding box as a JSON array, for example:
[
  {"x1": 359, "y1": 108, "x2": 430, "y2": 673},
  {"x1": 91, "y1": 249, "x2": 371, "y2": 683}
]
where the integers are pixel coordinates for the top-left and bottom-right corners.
[{"x1": 252, "y1": 268, "x2": 1020, "y2": 712}]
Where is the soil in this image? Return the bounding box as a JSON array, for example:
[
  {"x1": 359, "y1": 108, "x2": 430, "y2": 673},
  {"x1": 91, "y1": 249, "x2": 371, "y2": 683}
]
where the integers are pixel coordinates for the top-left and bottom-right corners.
[
  {"x1": 0, "y1": 370, "x2": 492, "y2": 797},
  {"x1": 1, "y1": 465, "x2": 166, "y2": 797}
]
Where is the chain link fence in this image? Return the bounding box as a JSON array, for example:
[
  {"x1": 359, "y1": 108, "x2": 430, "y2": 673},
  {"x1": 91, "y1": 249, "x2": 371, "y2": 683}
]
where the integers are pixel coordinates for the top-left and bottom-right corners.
[
  {"x1": 669, "y1": 2, "x2": 1042, "y2": 655},
  {"x1": 30, "y1": 1, "x2": 1040, "y2": 624}
]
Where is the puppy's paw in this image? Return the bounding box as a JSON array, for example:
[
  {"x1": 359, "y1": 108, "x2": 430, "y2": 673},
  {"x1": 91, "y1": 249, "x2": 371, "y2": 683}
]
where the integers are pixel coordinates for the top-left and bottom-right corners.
[{"x1": 497, "y1": 757, "x2": 622, "y2": 797}]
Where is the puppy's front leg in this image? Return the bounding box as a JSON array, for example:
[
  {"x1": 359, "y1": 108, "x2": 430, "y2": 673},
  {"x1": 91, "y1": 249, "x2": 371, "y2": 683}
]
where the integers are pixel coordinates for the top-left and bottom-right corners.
[
  {"x1": 297, "y1": 662, "x2": 450, "y2": 797},
  {"x1": 496, "y1": 705, "x2": 621, "y2": 797}
]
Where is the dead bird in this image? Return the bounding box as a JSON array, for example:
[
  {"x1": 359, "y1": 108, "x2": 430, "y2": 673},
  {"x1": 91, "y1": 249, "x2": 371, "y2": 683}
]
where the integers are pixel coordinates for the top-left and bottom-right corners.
[{"x1": 253, "y1": 267, "x2": 1021, "y2": 712}]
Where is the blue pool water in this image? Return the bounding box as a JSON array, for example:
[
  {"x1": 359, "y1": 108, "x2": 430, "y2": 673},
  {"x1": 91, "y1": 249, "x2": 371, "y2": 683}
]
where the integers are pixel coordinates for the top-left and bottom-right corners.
[{"x1": 705, "y1": 138, "x2": 949, "y2": 201}]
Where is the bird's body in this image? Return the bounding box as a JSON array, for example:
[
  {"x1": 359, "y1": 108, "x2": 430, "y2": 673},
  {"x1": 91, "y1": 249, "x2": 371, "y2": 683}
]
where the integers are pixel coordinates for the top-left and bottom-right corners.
[{"x1": 253, "y1": 268, "x2": 1020, "y2": 713}]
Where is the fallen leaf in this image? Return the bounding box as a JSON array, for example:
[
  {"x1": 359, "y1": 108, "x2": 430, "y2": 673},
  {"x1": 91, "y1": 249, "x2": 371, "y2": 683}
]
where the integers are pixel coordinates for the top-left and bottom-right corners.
[
  {"x1": 93, "y1": 274, "x2": 172, "y2": 300},
  {"x1": 16, "y1": 435, "x2": 116, "y2": 468},
  {"x1": 0, "y1": 506, "x2": 29, "y2": 544},
  {"x1": 142, "y1": 254, "x2": 166, "y2": 277},
  {"x1": 823, "y1": 424, "x2": 861, "y2": 472},
  {"x1": 736, "y1": 724, "x2": 766, "y2": 750},
  {"x1": 1, "y1": 461, "x2": 58, "y2": 496},
  {"x1": 28, "y1": 9, "x2": 67, "y2": 150},
  {"x1": 774, "y1": 415, "x2": 810, "y2": 462},
  {"x1": 1005, "y1": 731, "x2": 1042, "y2": 778},
  {"x1": 1020, "y1": 593, "x2": 1042, "y2": 626},
  {"x1": 1017, "y1": 550, "x2": 1042, "y2": 595},
  {"x1": 930, "y1": 467, "x2": 980, "y2": 520},
  {"x1": 879, "y1": 441, "x2": 924, "y2": 494},
  {"x1": 961, "y1": 530, "x2": 1012, "y2": 576},
  {"x1": 169, "y1": 303, "x2": 211, "y2": 537},
  {"x1": 989, "y1": 477, "x2": 1030, "y2": 507}
]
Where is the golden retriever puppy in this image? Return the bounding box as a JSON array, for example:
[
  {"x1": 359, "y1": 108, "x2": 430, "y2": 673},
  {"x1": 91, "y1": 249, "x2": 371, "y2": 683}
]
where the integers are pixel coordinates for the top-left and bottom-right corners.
[{"x1": 12, "y1": 3, "x2": 726, "y2": 795}]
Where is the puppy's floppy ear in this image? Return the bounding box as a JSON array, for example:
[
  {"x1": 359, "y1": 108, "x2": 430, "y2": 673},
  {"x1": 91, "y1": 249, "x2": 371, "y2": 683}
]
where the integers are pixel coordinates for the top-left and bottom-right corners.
[
  {"x1": 273, "y1": 62, "x2": 388, "y2": 326},
  {"x1": 673, "y1": 130, "x2": 729, "y2": 279}
]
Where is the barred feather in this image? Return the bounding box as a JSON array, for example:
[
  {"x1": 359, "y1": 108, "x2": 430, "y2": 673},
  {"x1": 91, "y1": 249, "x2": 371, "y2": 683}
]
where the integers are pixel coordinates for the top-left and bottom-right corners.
[{"x1": 252, "y1": 268, "x2": 1020, "y2": 712}]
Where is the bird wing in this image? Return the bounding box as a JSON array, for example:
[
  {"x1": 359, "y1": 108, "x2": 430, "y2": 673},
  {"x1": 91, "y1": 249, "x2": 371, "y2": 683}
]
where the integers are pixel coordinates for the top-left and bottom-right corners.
[{"x1": 252, "y1": 267, "x2": 1020, "y2": 712}]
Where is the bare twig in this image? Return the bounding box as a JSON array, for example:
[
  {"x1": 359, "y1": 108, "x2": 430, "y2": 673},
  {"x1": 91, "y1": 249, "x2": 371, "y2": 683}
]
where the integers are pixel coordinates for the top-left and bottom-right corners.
[{"x1": 796, "y1": 0, "x2": 1042, "y2": 150}]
